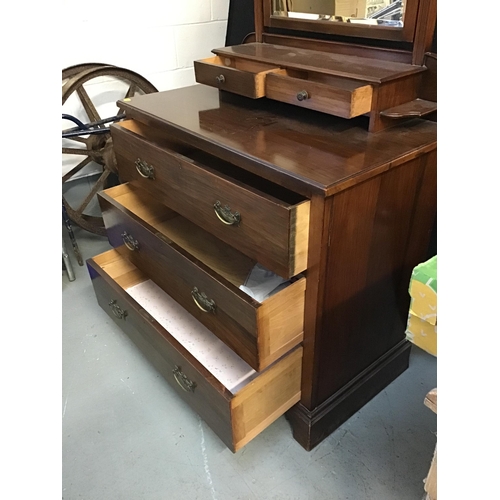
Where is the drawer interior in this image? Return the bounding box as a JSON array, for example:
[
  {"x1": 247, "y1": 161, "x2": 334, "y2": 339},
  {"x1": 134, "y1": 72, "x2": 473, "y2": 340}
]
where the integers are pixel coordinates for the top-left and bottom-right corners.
[
  {"x1": 195, "y1": 56, "x2": 281, "y2": 99},
  {"x1": 199, "y1": 55, "x2": 279, "y2": 76},
  {"x1": 93, "y1": 249, "x2": 258, "y2": 393},
  {"x1": 272, "y1": 68, "x2": 373, "y2": 92},
  {"x1": 105, "y1": 183, "x2": 302, "y2": 302},
  {"x1": 92, "y1": 248, "x2": 302, "y2": 451}
]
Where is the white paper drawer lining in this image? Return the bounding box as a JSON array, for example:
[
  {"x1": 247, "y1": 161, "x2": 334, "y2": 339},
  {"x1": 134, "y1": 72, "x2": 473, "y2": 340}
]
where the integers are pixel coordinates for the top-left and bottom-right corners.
[{"x1": 126, "y1": 280, "x2": 256, "y2": 392}]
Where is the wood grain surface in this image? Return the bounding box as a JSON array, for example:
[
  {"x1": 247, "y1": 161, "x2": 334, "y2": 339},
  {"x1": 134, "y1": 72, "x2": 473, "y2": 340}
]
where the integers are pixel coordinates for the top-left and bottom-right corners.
[
  {"x1": 117, "y1": 85, "x2": 437, "y2": 198},
  {"x1": 111, "y1": 120, "x2": 310, "y2": 278},
  {"x1": 99, "y1": 184, "x2": 306, "y2": 371}
]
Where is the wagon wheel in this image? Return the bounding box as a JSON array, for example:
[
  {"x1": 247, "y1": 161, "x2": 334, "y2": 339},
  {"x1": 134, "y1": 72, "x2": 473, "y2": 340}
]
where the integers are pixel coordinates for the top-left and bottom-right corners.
[
  {"x1": 62, "y1": 65, "x2": 158, "y2": 235},
  {"x1": 62, "y1": 62, "x2": 113, "y2": 81}
]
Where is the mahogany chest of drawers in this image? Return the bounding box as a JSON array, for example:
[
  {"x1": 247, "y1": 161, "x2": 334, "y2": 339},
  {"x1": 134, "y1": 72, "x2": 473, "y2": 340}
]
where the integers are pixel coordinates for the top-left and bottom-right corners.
[{"x1": 87, "y1": 84, "x2": 436, "y2": 451}]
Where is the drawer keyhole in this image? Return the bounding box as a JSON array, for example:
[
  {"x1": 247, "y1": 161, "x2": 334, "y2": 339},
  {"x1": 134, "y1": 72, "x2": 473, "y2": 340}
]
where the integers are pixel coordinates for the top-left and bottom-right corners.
[{"x1": 216, "y1": 74, "x2": 225, "y2": 84}]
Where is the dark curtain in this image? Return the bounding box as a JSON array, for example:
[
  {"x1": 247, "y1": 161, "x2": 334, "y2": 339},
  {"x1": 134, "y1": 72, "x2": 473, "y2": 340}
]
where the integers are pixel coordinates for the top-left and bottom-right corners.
[{"x1": 225, "y1": 0, "x2": 256, "y2": 46}]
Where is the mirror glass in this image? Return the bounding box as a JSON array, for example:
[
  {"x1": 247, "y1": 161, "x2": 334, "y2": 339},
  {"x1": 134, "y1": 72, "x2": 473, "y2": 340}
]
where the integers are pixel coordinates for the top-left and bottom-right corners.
[{"x1": 272, "y1": 0, "x2": 405, "y2": 27}]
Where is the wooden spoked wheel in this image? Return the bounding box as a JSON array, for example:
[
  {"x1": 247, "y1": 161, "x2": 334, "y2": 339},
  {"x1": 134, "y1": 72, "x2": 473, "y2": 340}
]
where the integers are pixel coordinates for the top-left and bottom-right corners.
[
  {"x1": 62, "y1": 62, "x2": 111, "y2": 81},
  {"x1": 62, "y1": 65, "x2": 158, "y2": 235}
]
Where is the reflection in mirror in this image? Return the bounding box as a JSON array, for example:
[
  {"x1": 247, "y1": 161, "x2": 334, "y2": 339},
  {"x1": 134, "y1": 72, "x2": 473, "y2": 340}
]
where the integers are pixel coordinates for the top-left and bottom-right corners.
[{"x1": 272, "y1": 0, "x2": 405, "y2": 27}]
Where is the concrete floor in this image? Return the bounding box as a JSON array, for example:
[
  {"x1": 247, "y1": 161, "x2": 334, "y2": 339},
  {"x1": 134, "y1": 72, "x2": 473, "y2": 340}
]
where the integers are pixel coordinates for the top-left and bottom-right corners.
[{"x1": 62, "y1": 182, "x2": 437, "y2": 500}]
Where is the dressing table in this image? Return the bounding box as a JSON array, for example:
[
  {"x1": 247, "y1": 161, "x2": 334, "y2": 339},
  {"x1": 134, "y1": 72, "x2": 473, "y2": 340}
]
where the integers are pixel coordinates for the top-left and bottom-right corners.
[{"x1": 87, "y1": 0, "x2": 437, "y2": 451}]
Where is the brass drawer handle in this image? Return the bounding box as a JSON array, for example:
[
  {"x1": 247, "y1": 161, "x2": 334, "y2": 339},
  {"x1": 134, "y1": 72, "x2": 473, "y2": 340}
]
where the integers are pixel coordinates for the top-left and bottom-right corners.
[
  {"x1": 108, "y1": 299, "x2": 128, "y2": 320},
  {"x1": 173, "y1": 366, "x2": 196, "y2": 393},
  {"x1": 216, "y1": 74, "x2": 225, "y2": 84},
  {"x1": 296, "y1": 90, "x2": 309, "y2": 102},
  {"x1": 191, "y1": 287, "x2": 216, "y2": 313},
  {"x1": 135, "y1": 158, "x2": 155, "y2": 179},
  {"x1": 213, "y1": 200, "x2": 240, "y2": 226},
  {"x1": 121, "y1": 231, "x2": 139, "y2": 251}
]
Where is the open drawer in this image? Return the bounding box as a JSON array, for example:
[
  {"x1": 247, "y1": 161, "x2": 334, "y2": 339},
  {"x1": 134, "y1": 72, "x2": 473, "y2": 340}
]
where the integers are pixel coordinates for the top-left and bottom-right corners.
[
  {"x1": 111, "y1": 120, "x2": 310, "y2": 279},
  {"x1": 194, "y1": 55, "x2": 280, "y2": 98},
  {"x1": 98, "y1": 183, "x2": 306, "y2": 372},
  {"x1": 87, "y1": 249, "x2": 302, "y2": 453},
  {"x1": 265, "y1": 69, "x2": 373, "y2": 119}
]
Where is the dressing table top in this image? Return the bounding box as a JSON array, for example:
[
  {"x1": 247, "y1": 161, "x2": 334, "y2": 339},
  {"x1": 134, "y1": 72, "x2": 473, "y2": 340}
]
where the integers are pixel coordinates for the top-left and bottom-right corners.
[
  {"x1": 119, "y1": 84, "x2": 436, "y2": 197},
  {"x1": 213, "y1": 43, "x2": 425, "y2": 84}
]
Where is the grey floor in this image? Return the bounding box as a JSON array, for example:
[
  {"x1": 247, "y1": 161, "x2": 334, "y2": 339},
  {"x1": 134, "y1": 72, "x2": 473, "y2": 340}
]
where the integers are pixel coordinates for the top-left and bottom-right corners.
[{"x1": 62, "y1": 181, "x2": 437, "y2": 500}]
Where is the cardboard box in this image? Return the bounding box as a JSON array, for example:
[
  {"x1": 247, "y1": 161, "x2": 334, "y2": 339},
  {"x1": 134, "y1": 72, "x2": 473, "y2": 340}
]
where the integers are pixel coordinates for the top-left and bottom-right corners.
[
  {"x1": 406, "y1": 255, "x2": 437, "y2": 356},
  {"x1": 406, "y1": 313, "x2": 437, "y2": 356}
]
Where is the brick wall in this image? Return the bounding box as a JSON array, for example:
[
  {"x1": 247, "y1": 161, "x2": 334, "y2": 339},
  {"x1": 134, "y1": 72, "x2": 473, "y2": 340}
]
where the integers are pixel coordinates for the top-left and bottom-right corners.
[{"x1": 62, "y1": 1, "x2": 229, "y2": 178}]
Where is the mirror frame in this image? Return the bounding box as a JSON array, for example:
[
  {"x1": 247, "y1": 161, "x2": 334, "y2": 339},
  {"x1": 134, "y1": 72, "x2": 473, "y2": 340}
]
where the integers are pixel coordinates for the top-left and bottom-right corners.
[{"x1": 261, "y1": 0, "x2": 422, "y2": 43}]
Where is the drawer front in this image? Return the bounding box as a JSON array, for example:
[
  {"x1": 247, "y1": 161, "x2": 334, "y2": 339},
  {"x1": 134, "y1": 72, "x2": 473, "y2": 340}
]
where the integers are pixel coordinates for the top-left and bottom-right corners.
[
  {"x1": 87, "y1": 250, "x2": 302, "y2": 452},
  {"x1": 87, "y1": 256, "x2": 235, "y2": 450},
  {"x1": 111, "y1": 121, "x2": 310, "y2": 279},
  {"x1": 99, "y1": 186, "x2": 305, "y2": 371},
  {"x1": 194, "y1": 56, "x2": 277, "y2": 98},
  {"x1": 99, "y1": 193, "x2": 261, "y2": 369},
  {"x1": 266, "y1": 72, "x2": 373, "y2": 119}
]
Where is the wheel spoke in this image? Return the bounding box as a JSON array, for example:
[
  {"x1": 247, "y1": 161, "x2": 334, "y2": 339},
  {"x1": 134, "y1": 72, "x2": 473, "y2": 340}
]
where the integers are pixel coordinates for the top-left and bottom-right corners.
[
  {"x1": 62, "y1": 147, "x2": 91, "y2": 156},
  {"x1": 74, "y1": 169, "x2": 111, "y2": 215},
  {"x1": 62, "y1": 156, "x2": 92, "y2": 183},
  {"x1": 62, "y1": 135, "x2": 89, "y2": 145},
  {"x1": 77, "y1": 85, "x2": 101, "y2": 124},
  {"x1": 125, "y1": 83, "x2": 137, "y2": 99}
]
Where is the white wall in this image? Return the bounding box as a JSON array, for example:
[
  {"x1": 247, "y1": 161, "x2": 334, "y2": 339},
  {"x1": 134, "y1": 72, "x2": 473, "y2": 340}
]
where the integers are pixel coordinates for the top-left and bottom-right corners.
[
  {"x1": 62, "y1": 0, "x2": 230, "y2": 178},
  {"x1": 62, "y1": 0, "x2": 230, "y2": 91}
]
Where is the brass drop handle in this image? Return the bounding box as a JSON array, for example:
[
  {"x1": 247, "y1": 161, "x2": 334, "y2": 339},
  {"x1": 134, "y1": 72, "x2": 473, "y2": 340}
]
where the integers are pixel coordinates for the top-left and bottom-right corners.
[
  {"x1": 173, "y1": 366, "x2": 196, "y2": 393},
  {"x1": 296, "y1": 90, "x2": 309, "y2": 101},
  {"x1": 122, "y1": 231, "x2": 139, "y2": 251},
  {"x1": 216, "y1": 74, "x2": 225, "y2": 84},
  {"x1": 191, "y1": 287, "x2": 216, "y2": 313},
  {"x1": 108, "y1": 299, "x2": 127, "y2": 320},
  {"x1": 213, "y1": 200, "x2": 240, "y2": 226},
  {"x1": 135, "y1": 158, "x2": 155, "y2": 179}
]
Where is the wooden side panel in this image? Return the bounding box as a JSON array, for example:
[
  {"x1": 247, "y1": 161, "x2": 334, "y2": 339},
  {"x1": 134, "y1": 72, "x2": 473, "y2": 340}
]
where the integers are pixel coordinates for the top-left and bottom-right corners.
[
  {"x1": 92, "y1": 249, "x2": 146, "y2": 289},
  {"x1": 254, "y1": 0, "x2": 263, "y2": 42},
  {"x1": 290, "y1": 200, "x2": 310, "y2": 276},
  {"x1": 300, "y1": 194, "x2": 332, "y2": 408},
  {"x1": 419, "y1": 53, "x2": 437, "y2": 103},
  {"x1": 311, "y1": 151, "x2": 436, "y2": 406},
  {"x1": 369, "y1": 74, "x2": 421, "y2": 132},
  {"x1": 231, "y1": 347, "x2": 302, "y2": 451},
  {"x1": 397, "y1": 149, "x2": 437, "y2": 311},
  {"x1": 412, "y1": 0, "x2": 437, "y2": 65},
  {"x1": 257, "y1": 277, "x2": 306, "y2": 369}
]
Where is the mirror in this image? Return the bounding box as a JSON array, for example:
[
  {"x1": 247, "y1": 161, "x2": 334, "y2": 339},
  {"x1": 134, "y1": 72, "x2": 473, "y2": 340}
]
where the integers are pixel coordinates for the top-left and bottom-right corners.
[{"x1": 272, "y1": 0, "x2": 405, "y2": 28}]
